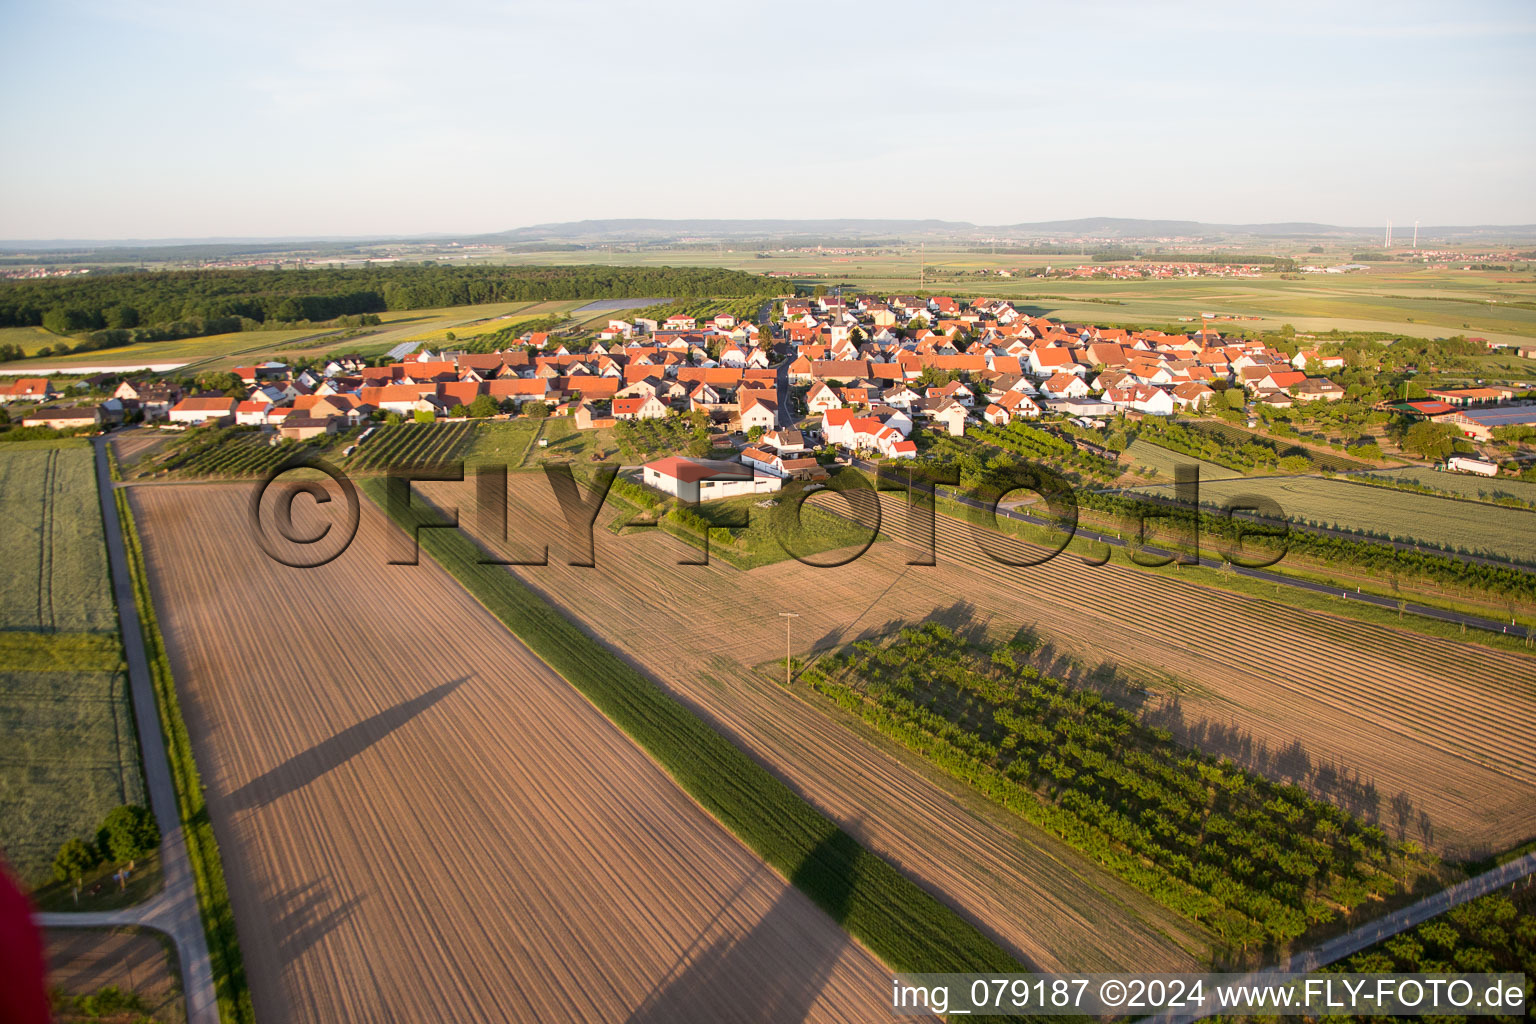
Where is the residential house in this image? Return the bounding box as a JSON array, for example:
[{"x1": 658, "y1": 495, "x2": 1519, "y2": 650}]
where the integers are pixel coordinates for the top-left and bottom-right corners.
[
  {"x1": 612, "y1": 395, "x2": 669, "y2": 421},
  {"x1": 169, "y1": 396, "x2": 237, "y2": 425}
]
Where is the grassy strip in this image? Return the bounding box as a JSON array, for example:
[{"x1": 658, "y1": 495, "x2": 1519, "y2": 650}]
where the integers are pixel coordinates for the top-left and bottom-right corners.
[
  {"x1": 113, "y1": 488, "x2": 253, "y2": 1024},
  {"x1": 360, "y1": 476, "x2": 1020, "y2": 976}
]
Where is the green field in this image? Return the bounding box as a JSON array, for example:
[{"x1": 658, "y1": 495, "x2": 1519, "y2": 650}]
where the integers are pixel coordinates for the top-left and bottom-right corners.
[
  {"x1": 1121, "y1": 438, "x2": 1244, "y2": 482},
  {"x1": 0, "y1": 664, "x2": 146, "y2": 885},
  {"x1": 1, "y1": 327, "x2": 330, "y2": 372},
  {"x1": 0, "y1": 443, "x2": 116, "y2": 632},
  {"x1": 0, "y1": 440, "x2": 149, "y2": 888},
  {"x1": 1133, "y1": 474, "x2": 1536, "y2": 564},
  {"x1": 0, "y1": 300, "x2": 549, "y2": 373},
  {"x1": 1352, "y1": 466, "x2": 1536, "y2": 506}
]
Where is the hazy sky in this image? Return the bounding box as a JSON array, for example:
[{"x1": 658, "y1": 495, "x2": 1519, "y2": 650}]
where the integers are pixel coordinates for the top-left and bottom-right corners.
[{"x1": 2, "y1": 0, "x2": 1533, "y2": 239}]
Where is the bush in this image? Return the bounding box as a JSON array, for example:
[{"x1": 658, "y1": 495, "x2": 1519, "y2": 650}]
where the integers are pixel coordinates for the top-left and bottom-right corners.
[{"x1": 53, "y1": 837, "x2": 99, "y2": 890}]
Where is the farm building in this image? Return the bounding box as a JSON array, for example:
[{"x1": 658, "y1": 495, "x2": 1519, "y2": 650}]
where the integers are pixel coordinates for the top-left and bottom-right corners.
[
  {"x1": 20, "y1": 405, "x2": 101, "y2": 430},
  {"x1": 1424, "y1": 387, "x2": 1515, "y2": 407},
  {"x1": 642, "y1": 456, "x2": 781, "y2": 503},
  {"x1": 169, "y1": 396, "x2": 237, "y2": 425},
  {"x1": 1438, "y1": 406, "x2": 1536, "y2": 442}
]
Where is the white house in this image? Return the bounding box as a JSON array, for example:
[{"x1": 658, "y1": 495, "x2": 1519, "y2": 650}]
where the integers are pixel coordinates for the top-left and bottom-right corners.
[
  {"x1": 235, "y1": 400, "x2": 273, "y2": 426},
  {"x1": 169, "y1": 396, "x2": 237, "y2": 425},
  {"x1": 641, "y1": 456, "x2": 781, "y2": 503},
  {"x1": 806, "y1": 381, "x2": 843, "y2": 414}
]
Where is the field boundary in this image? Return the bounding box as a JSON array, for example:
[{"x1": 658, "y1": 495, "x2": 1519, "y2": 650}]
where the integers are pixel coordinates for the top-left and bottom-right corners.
[
  {"x1": 360, "y1": 476, "x2": 1023, "y2": 976},
  {"x1": 114, "y1": 485, "x2": 253, "y2": 1024}
]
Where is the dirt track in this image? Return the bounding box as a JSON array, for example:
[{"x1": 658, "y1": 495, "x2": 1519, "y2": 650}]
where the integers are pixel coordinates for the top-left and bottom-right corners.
[
  {"x1": 131, "y1": 483, "x2": 890, "y2": 1023},
  {"x1": 411, "y1": 473, "x2": 1536, "y2": 970}
]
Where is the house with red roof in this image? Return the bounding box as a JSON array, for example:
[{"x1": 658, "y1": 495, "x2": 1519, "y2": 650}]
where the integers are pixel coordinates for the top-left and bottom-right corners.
[{"x1": 612, "y1": 395, "x2": 668, "y2": 421}]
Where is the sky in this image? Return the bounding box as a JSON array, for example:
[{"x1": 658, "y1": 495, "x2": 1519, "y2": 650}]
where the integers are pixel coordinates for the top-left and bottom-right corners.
[{"x1": 1, "y1": 0, "x2": 1534, "y2": 240}]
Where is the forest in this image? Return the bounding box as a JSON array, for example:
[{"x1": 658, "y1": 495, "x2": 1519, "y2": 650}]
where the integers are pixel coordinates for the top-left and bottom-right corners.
[{"x1": 0, "y1": 264, "x2": 781, "y2": 344}]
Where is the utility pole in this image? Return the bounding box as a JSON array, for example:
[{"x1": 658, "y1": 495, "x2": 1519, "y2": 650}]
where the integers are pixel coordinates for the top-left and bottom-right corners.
[
  {"x1": 918, "y1": 241, "x2": 925, "y2": 292},
  {"x1": 778, "y1": 612, "x2": 799, "y2": 686}
]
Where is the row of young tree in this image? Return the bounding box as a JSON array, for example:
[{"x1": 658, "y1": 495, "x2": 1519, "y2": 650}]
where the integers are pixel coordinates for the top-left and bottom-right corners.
[
  {"x1": 0, "y1": 264, "x2": 781, "y2": 342},
  {"x1": 804, "y1": 624, "x2": 1418, "y2": 954},
  {"x1": 52, "y1": 804, "x2": 159, "y2": 904}
]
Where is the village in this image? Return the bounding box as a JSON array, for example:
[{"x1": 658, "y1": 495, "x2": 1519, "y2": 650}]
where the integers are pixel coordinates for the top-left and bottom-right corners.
[{"x1": 4, "y1": 292, "x2": 1536, "y2": 497}]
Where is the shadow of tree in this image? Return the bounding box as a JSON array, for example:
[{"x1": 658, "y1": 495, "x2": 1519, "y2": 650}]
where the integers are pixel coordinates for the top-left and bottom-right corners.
[
  {"x1": 625, "y1": 830, "x2": 859, "y2": 1024},
  {"x1": 226, "y1": 676, "x2": 468, "y2": 812}
]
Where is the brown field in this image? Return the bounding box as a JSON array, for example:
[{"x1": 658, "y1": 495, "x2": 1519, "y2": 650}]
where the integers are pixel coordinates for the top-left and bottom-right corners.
[
  {"x1": 130, "y1": 483, "x2": 889, "y2": 1023},
  {"x1": 46, "y1": 927, "x2": 185, "y2": 1023},
  {"x1": 412, "y1": 474, "x2": 1536, "y2": 962}
]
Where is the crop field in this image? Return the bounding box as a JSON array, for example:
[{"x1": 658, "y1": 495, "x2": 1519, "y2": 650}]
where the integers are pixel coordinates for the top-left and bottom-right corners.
[
  {"x1": 0, "y1": 324, "x2": 70, "y2": 356},
  {"x1": 0, "y1": 666, "x2": 146, "y2": 885},
  {"x1": 45, "y1": 927, "x2": 185, "y2": 1024},
  {"x1": 0, "y1": 443, "x2": 116, "y2": 632},
  {"x1": 425, "y1": 473, "x2": 1536, "y2": 916},
  {"x1": 129, "y1": 483, "x2": 891, "y2": 1023},
  {"x1": 1121, "y1": 438, "x2": 1243, "y2": 482},
  {"x1": 1131, "y1": 475, "x2": 1536, "y2": 564},
  {"x1": 1352, "y1": 466, "x2": 1536, "y2": 505},
  {"x1": 418, "y1": 473, "x2": 1216, "y2": 971},
  {"x1": 2, "y1": 328, "x2": 328, "y2": 373},
  {"x1": 0, "y1": 439, "x2": 146, "y2": 887}
]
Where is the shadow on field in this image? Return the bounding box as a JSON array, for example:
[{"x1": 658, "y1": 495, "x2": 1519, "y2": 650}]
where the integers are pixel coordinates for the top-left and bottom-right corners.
[
  {"x1": 1142, "y1": 696, "x2": 1413, "y2": 836},
  {"x1": 226, "y1": 676, "x2": 468, "y2": 812},
  {"x1": 271, "y1": 877, "x2": 361, "y2": 968},
  {"x1": 625, "y1": 830, "x2": 858, "y2": 1024}
]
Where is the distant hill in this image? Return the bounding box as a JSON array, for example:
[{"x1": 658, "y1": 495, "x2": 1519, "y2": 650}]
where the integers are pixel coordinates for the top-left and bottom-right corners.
[
  {"x1": 489, "y1": 217, "x2": 1536, "y2": 244},
  {"x1": 6, "y1": 218, "x2": 1536, "y2": 254}
]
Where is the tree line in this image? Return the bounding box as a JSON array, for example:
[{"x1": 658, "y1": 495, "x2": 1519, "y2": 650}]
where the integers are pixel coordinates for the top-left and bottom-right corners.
[{"x1": 0, "y1": 264, "x2": 781, "y2": 343}]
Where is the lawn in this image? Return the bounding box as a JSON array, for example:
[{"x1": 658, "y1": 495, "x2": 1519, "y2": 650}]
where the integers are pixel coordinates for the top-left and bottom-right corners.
[
  {"x1": 0, "y1": 443, "x2": 116, "y2": 632},
  {"x1": 459, "y1": 418, "x2": 541, "y2": 466},
  {"x1": 1131, "y1": 474, "x2": 1536, "y2": 564},
  {"x1": 622, "y1": 478, "x2": 886, "y2": 571}
]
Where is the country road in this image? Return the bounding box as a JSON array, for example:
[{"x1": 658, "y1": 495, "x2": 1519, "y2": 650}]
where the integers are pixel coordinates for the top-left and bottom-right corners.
[{"x1": 34, "y1": 438, "x2": 219, "y2": 1024}]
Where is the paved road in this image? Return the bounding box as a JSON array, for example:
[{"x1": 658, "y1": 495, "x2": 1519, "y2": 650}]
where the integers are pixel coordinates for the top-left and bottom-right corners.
[
  {"x1": 1141, "y1": 851, "x2": 1536, "y2": 1024},
  {"x1": 35, "y1": 437, "x2": 219, "y2": 1024},
  {"x1": 851, "y1": 456, "x2": 1532, "y2": 640}
]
